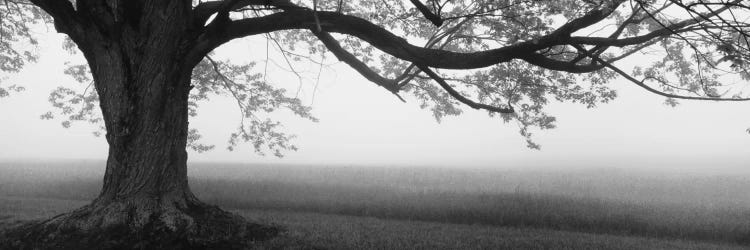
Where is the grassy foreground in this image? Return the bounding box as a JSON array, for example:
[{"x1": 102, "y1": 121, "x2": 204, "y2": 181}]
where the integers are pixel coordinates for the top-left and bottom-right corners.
[
  {"x1": 1, "y1": 161, "x2": 749, "y2": 248},
  {"x1": 0, "y1": 196, "x2": 743, "y2": 250}
]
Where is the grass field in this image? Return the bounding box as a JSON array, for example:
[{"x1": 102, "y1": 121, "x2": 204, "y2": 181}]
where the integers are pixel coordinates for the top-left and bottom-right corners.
[
  {"x1": 0, "y1": 196, "x2": 744, "y2": 249},
  {"x1": 1, "y1": 160, "x2": 749, "y2": 249}
]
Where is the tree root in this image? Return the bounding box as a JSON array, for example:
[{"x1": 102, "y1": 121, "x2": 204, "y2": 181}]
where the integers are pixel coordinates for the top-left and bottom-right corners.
[{"x1": 0, "y1": 198, "x2": 280, "y2": 250}]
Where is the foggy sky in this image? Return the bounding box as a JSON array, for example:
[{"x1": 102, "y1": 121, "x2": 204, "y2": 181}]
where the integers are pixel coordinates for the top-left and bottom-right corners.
[{"x1": 1, "y1": 33, "x2": 749, "y2": 171}]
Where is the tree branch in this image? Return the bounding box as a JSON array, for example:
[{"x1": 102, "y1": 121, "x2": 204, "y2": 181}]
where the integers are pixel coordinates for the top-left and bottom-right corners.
[
  {"x1": 417, "y1": 65, "x2": 514, "y2": 113},
  {"x1": 519, "y1": 53, "x2": 606, "y2": 73},
  {"x1": 408, "y1": 0, "x2": 443, "y2": 27},
  {"x1": 548, "y1": 0, "x2": 625, "y2": 38},
  {"x1": 568, "y1": 0, "x2": 741, "y2": 48},
  {"x1": 188, "y1": 0, "x2": 750, "y2": 104},
  {"x1": 575, "y1": 44, "x2": 750, "y2": 101},
  {"x1": 29, "y1": 0, "x2": 85, "y2": 37},
  {"x1": 203, "y1": 9, "x2": 610, "y2": 70},
  {"x1": 192, "y1": 0, "x2": 297, "y2": 27},
  {"x1": 312, "y1": 30, "x2": 406, "y2": 102},
  {"x1": 188, "y1": 1, "x2": 629, "y2": 71}
]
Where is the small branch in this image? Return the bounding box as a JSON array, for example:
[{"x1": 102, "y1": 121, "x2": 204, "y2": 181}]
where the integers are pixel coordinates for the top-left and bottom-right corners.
[
  {"x1": 574, "y1": 44, "x2": 750, "y2": 101},
  {"x1": 265, "y1": 33, "x2": 305, "y2": 97},
  {"x1": 205, "y1": 56, "x2": 250, "y2": 113},
  {"x1": 417, "y1": 65, "x2": 514, "y2": 113},
  {"x1": 312, "y1": 0, "x2": 322, "y2": 32},
  {"x1": 569, "y1": 0, "x2": 740, "y2": 48}
]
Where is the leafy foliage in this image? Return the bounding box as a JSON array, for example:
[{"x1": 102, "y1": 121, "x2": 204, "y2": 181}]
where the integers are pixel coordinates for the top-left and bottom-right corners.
[
  {"x1": 259, "y1": 0, "x2": 748, "y2": 148},
  {"x1": 43, "y1": 54, "x2": 317, "y2": 156},
  {"x1": 0, "y1": 1, "x2": 46, "y2": 98},
  {"x1": 192, "y1": 57, "x2": 317, "y2": 157},
  {"x1": 236, "y1": 0, "x2": 671, "y2": 148},
  {"x1": 9, "y1": 0, "x2": 750, "y2": 153}
]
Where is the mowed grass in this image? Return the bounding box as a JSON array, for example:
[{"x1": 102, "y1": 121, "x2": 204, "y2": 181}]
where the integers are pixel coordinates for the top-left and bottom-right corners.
[
  {"x1": 0, "y1": 196, "x2": 743, "y2": 250},
  {"x1": 1, "y1": 160, "x2": 749, "y2": 248}
]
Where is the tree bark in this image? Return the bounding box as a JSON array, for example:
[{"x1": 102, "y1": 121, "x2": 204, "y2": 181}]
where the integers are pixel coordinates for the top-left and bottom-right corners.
[{"x1": 1, "y1": 2, "x2": 279, "y2": 249}]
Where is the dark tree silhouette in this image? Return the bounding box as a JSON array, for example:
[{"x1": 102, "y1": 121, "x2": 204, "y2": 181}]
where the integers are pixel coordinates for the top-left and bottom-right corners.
[{"x1": 1, "y1": 0, "x2": 749, "y2": 248}]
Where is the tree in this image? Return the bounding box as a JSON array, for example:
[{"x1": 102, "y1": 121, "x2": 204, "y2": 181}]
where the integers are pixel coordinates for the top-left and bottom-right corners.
[{"x1": 1, "y1": 0, "x2": 749, "y2": 248}]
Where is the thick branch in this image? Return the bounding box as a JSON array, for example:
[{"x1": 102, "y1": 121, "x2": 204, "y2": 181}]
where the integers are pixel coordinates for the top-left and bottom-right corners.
[
  {"x1": 192, "y1": 0, "x2": 297, "y2": 26},
  {"x1": 312, "y1": 30, "x2": 405, "y2": 101},
  {"x1": 549, "y1": 0, "x2": 625, "y2": 37},
  {"x1": 202, "y1": 12, "x2": 603, "y2": 70},
  {"x1": 409, "y1": 0, "x2": 443, "y2": 27},
  {"x1": 189, "y1": 1, "x2": 627, "y2": 71},
  {"x1": 519, "y1": 53, "x2": 606, "y2": 73},
  {"x1": 29, "y1": 0, "x2": 85, "y2": 37}
]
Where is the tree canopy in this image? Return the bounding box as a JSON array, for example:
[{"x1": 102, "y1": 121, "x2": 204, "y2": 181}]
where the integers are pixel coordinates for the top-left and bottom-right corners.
[{"x1": 6, "y1": 0, "x2": 750, "y2": 152}]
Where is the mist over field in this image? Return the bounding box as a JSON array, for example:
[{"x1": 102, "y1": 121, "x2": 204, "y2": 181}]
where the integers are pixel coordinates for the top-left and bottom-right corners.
[
  {"x1": 3, "y1": 159, "x2": 749, "y2": 208},
  {"x1": 2, "y1": 159, "x2": 749, "y2": 247}
]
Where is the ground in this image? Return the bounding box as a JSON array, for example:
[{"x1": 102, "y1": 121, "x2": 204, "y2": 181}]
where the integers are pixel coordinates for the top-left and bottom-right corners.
[{"x1": 0, "y1": 196, "x2": 743, "y2": 250}]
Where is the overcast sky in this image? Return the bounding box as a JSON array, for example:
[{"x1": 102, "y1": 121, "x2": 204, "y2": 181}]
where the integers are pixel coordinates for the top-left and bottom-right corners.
[{"x1": 1, "y1": 32, "x2": 749, "y2": 171}]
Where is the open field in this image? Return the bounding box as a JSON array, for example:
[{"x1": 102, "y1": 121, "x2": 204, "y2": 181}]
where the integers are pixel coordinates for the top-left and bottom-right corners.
[
  {"x1": 0, "y1": 196, "x2": 744, "y2": 250},
  {"x1": 1, "y1": 160, "x2": 749, "y2": 248}
]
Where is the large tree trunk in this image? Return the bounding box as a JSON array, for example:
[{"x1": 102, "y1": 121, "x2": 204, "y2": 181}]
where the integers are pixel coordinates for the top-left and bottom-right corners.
[{"x1": 1, "y1": 2, "x2": 278, "y2": 249}]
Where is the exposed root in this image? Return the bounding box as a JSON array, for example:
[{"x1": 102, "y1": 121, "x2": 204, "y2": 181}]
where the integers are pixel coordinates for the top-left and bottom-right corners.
[{"x1": 0, "y1": 198, "x2": 280, "y2": 249}]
